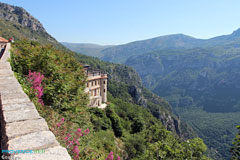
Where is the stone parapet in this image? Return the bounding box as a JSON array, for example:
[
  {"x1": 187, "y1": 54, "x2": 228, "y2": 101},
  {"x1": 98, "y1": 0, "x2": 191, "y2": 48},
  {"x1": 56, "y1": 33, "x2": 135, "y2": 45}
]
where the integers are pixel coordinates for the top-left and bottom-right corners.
[{"x1": 0, "y1": 43, "x2": 71, "y2": 160}]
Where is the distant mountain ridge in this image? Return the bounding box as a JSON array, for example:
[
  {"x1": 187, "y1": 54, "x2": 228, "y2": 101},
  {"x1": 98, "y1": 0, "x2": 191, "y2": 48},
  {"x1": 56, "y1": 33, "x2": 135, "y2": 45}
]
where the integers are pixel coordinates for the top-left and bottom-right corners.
[
  {"x1": 61, "y1": 42, "x2": 114, "y2": 57},
  {"x1": 63, "y1": 28, "x2": 240, "y2": 64}
]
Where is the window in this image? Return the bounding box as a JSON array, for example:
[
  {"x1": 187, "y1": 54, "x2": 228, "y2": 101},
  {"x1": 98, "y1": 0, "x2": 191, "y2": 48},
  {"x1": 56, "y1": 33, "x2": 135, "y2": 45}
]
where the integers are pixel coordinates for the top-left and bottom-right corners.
[
  {"x1": 94, "y1": 89, "x2": 96, "y2": 96},
  {"x1": 92, "y1": 81, "x2": 94, "y2": 86},
  {"x1": 87, "y1": 82, "x2": 89, "y2": 87},
  {"x1": 103, "y1": 81, "x2": 105, "y2": 84},
  {"x1": 104, "y1": 89, "x2": 106, "y2": 93},
  {"x1": 95, "y1": 80, "x2": 97, "y2": 85}
]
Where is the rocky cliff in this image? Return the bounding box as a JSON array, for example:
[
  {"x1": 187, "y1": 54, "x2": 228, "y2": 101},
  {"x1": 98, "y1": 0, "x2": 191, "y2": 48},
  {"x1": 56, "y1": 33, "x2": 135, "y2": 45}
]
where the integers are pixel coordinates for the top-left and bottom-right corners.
[
  {"x1": 0, "y1": 2, "x2": 45, "y2": 32},
  {"x1": 0, "y1": 2, "x2": 62, "y2": 47}
]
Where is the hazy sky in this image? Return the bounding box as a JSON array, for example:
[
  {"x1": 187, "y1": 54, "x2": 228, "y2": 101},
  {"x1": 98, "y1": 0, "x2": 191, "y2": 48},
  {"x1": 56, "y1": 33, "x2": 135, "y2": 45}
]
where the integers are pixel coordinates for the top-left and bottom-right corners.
[{"x1": 2, "y1": 0, "x2": 240, "y2": 45}]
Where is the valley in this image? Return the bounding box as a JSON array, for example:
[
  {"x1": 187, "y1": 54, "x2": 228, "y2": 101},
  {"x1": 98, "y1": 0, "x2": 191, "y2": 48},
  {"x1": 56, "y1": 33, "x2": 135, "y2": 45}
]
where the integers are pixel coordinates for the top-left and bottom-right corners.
[{"x1": 65, "y1": 30, "x2": 240, "y2": 159}]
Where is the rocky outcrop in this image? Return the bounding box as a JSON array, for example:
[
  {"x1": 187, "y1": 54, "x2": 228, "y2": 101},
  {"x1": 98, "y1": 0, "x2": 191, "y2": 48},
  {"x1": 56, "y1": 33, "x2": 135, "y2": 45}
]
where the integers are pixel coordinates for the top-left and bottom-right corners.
[
  {"x1": 128, "y1": 86, "x2": 147, "y2": 107},
  {"x1": 0, "y1": 2, "x2": 60, "y2": 46},
  {"x1": 0, "y1": 2, "x2": 45, "y2": 32},
  {"x1": 0, "y1": 44, "x2": 71, "y2": 160}
]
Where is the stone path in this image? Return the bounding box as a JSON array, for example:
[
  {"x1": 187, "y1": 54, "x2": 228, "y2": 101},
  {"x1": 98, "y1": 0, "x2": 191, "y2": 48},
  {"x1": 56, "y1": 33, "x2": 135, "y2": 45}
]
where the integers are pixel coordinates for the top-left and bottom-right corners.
[{"x1": 0, "y1": 43, "x2": 71, "y2": 160}]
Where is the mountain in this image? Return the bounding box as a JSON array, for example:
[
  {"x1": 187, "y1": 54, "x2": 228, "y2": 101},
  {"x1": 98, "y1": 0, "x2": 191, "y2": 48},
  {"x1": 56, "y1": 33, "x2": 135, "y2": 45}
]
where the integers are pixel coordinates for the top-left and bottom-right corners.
[
  {"x1": 63, "y1": 28, "x2": 240, "y2": 64},
  {"x1": 0, "y1": 2, "x2": 64, "y2": 49},
  {"x1": 101, "y1": 34, "x2": 205, "y2": 63},
  {"x1": 61, "y1": 22, "x2": 240, "y2": 160},
  {"x1": 60, "y1": 28, "x2": 240, "y2": 159},
  {"x1": 61, "y1": 42, "x2": 113, "y2": 58},
  {"x1": 125, "y1": 44, "x2": 240, "y2": 159}
]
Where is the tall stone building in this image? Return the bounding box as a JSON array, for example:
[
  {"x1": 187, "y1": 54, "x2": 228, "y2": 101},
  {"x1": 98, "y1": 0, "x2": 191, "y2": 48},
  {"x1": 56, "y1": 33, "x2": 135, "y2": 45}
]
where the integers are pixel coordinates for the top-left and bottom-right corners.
[{"x1": 84, "y1": 65, "x2": 107, "y2": 108}]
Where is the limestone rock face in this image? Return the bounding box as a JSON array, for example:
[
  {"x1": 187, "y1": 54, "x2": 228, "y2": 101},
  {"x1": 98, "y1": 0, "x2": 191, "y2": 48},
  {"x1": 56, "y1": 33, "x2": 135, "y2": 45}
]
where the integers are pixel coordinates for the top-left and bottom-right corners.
[
  {"x1": 0, "y1": 2, "x2": 45, "y2": 32},
  {"x1": 0, "y1": 2, "x2": 60, "y2": 45}
]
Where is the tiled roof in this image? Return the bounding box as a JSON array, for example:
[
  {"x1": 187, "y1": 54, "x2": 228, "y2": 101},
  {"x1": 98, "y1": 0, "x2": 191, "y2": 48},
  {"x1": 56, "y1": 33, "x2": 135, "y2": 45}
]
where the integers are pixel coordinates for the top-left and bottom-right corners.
[{"x1": 0, "y1": 37, "x2": 8, "y2": 43}]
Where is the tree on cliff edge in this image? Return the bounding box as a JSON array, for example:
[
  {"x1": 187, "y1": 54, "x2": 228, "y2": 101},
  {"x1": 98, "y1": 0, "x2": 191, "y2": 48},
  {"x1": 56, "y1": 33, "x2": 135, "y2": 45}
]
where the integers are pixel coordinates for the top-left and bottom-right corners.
[{"x1": 231, "y1": 125, "x2": 240, "y2": 160}]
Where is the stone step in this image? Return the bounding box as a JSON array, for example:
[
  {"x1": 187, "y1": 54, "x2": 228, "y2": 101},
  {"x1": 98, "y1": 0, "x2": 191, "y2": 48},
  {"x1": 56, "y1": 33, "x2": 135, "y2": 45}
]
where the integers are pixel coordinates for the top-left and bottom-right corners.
[
  {"x1": 0, "y1": 69, "x2": 13, "y2": 73},
  {"x1": 0, "y1": 66, "x2": 12, "y2": 70},
  {"x1": 0, "y1": 89, "x2": 24, "y2": 95},
  {"x1": 0, "y1": 76, "x2": 16, "y2": 81},
  {"x1": 6, "y1": 118, "x2": 49, "y2": 139},
  {"x1": 0, "y1": 68, "x2": 13, "y2": 72},
  {"x1": 13, "y1": 146, "x2": 71, "y2": 160},
  {"x1": 0, "y1": 84, "x2": 23, "y2": 91},
  {"x1": 1, "y1": 92, "x2": 29, "y2": 99},
  {"x1": 0, "y1": 82, "x2": 21, "y2": 87},
  {"x1": 0, "y1": 71, "x2": 14, "y2": 77},
  {"x1": 3, "y1": 108, "x2": 41, "y2": 123},
  {"x1": 1, "y1": 97, "x2": 31, "y2": 105},
  {"x1": 8, "y1": 131, "x2": 59, "y2": 151},
  {"x1": 2, "y1": 102, "x2": 35, "y2": 112},
  {"x1": 0, "y1": 79, "x2": 20, "y2": 85}
]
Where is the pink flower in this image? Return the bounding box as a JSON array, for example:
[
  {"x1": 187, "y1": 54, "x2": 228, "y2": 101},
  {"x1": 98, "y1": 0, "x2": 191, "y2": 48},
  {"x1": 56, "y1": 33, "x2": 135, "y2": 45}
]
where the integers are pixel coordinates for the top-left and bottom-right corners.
[
  {"x1": 56, "y1": 123, "x2": 61, "y2": 127},
  {"x1": 64, "y1": 136, "x2": 68, "y2": 141},
  {"x1": 67, "y1": 133, "x2": 71, "y2": 137},
  {"x1": 75, "y1": 128, "x2": 83, "y2": 137},
  {"x1": 28, "y1": 70, "x2": 44, "y2": 105},
  {"x1": 84, "y1": 128, "x2": 90, "y2": 135},
  {"x1": 61, "y1": 118, "x2": 65, "y2": 122},
  {"x1": 106, "y1": 151, "x2": 114, "y2": 160},
  {"x1": 117, "y1": 156, "x2": 121, "y2": 160},
  {"x1": 73, "y1": 145, "x2": 80, "y2": 155},
  {"x1": 75, "y1": 139, "x2": 79, "y2": 145}
]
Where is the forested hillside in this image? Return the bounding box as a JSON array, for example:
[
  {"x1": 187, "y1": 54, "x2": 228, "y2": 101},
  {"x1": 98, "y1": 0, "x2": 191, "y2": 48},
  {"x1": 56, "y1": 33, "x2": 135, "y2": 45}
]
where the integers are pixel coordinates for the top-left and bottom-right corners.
[{"x1": 125, "y1": 47, "x2": 240, "y2": 159}]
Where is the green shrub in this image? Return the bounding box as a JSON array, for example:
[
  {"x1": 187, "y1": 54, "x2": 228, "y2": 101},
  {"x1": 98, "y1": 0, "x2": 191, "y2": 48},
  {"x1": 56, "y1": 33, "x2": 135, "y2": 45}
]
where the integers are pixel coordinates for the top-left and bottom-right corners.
[{"x1": 106, "y1": 104, "x2": 123, "y2": 137}]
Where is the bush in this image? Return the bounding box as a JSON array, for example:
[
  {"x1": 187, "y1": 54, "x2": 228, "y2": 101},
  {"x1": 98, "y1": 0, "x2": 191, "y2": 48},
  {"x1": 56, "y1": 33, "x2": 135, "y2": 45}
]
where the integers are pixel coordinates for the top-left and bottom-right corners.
[{"x1": 106, "y1": 104, "x2": 123, "y2": 137}]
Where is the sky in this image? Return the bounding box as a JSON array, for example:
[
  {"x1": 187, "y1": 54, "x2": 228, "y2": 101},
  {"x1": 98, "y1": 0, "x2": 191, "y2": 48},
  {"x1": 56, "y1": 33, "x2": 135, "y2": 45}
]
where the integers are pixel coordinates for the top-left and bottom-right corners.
[{"x1": 1, "y1": 0, "x2": 240, "y2": 45}]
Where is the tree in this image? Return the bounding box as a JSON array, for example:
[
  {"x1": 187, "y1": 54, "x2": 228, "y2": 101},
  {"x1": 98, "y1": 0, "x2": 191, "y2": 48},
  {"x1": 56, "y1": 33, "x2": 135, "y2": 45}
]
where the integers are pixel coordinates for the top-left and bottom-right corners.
[{"x1": 231, "y1": 125, "x2": 240, "y2": 160}]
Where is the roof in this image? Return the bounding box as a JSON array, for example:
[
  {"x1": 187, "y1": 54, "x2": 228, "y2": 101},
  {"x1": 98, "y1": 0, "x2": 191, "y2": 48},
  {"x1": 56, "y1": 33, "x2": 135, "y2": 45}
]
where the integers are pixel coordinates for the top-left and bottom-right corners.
[{"x1": 0, "y1": 37, "x2": 8, "y2": 43}]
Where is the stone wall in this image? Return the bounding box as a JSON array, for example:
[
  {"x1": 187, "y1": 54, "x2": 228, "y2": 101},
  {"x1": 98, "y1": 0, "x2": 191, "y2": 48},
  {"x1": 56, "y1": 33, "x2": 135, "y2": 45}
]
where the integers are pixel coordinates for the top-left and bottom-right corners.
[{"x1": 0, "y1": 43, "x2": 71, "y2": 160}]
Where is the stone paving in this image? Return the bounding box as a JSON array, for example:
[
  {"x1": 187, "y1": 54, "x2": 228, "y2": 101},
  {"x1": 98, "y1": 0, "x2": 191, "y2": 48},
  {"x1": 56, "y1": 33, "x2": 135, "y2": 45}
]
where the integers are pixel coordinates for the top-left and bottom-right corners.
[{"x1": 0, "y1": 43, "x2": 71, "y2": 160}]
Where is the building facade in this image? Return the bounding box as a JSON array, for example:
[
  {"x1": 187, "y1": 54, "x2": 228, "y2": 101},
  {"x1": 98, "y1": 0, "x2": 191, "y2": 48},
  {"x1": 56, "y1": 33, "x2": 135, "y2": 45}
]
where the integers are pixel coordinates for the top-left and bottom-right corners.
[
  {"x1": 0, "y1": 37, "x2": 8, "y2": 59},
  {"x1": 84, "y1": 65, "x2": 108, "y2": 107}
]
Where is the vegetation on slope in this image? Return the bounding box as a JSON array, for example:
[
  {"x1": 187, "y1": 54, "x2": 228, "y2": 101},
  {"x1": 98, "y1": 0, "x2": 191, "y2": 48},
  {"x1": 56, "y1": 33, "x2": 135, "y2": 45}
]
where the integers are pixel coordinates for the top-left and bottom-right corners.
[
  {"x1": 231, "y1": 126, "x2": 240, "y2": 159},
  {"x1": 10, "y1": 40, "x2": 210, "y2": 159},
  {"x1": 0, "y1": 19, "x2": 65, "y2": 50},
  {"x1": 125, "y1": 48, "x2": 240, "y2": 159}
]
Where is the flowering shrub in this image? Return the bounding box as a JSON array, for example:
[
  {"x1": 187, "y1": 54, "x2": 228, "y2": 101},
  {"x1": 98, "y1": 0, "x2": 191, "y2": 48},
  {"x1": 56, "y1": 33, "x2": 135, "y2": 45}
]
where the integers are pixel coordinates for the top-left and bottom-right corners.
[
  {"x1": 53, "y1": 117, "x2": 91, "y2": 160},
  {"x1": 106, "y1": 151, "x2": 120, "y2": 160},
  {"x1": 53, "y1": 117, "x2": 121, "y2": 160},
  {"x1": 28, "y1": 70, "x2": 44, "y2": 105}
]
